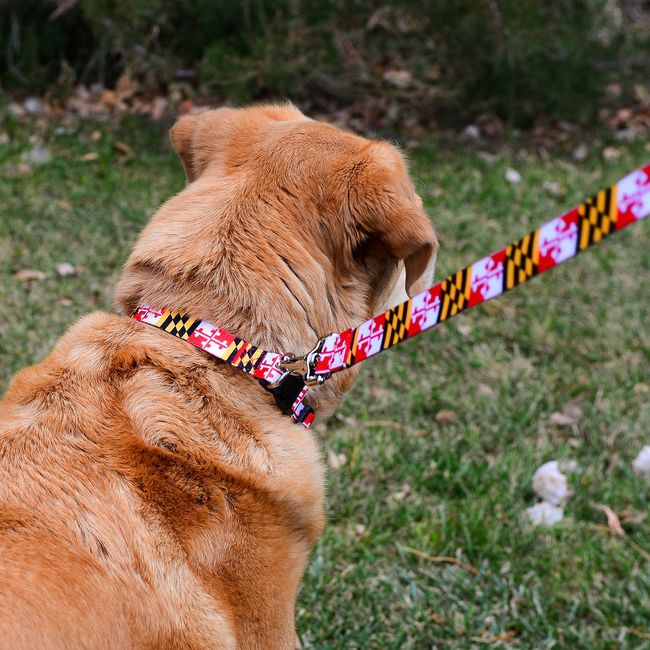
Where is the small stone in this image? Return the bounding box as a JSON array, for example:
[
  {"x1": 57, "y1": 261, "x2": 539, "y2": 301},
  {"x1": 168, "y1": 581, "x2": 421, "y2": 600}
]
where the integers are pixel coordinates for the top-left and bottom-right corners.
[
  {"x1": 23, "y1": 97, "x2": 43, "y2": 115},
  {"x1": 532, "y1": 460, "x2": 572, "y2": 505},
  {"x1": 504, "y1": 168, "x2": 522, "y2": 184},
  {"x1": 21, "y1": 144, "x2": 51, "y2": 165},
  {"x1": 602, "y1": 146, "x2": 622, "y2": 161},
  {"x1": 542, "y1": 180, "x2": 565, "y2": 198},
  {"x1": 572, "y1": 144, "x2": 589, "y2": 162},
  {"x1": 632, "y1": 446, "x2": 650, "y2": 477},
  {"x1": 463, "y1": 124, "x2": 481, "y2": 139},
  {"x1": 56, "y1": 262, "x2": 77, "y2": 277}
]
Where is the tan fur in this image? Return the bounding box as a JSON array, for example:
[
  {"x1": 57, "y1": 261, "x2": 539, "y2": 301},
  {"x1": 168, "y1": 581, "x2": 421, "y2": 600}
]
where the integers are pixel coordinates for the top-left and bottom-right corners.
[{"x1": 0, "y1": 105, "x2": 437, "y2": 648}]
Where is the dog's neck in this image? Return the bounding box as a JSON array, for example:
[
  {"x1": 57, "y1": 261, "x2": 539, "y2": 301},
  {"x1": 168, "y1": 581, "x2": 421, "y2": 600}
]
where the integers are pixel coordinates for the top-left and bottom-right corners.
[{"x1": 114, "y1": 174, "x2": 373, "y2": 414}]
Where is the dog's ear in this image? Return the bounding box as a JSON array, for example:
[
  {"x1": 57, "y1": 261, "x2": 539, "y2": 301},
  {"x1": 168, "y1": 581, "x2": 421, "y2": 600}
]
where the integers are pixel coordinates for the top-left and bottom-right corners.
[
  {"x1": 169, "y1": 114, "x2": 203, "y2": 182},
  {"x1": 345, "y1": 142, "x2": 438, "y2": 297}
]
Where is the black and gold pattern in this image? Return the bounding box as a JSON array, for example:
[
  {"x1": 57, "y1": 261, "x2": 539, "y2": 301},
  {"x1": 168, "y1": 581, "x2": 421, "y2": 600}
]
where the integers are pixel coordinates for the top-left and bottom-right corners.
[
  {"x1": 439, "y1": 268, "x2": 472, "y2": 322},
  {"x1": 577, "y1": 186, "x2": 618, "y2": 251},
  {"x1": 236, "y1": 343, "x2": 264, "y2": 373},
  {"x1": 159, "y1": 310, "x2": 200, "y2": 340},
  {"x1": 382, "y1": 302, "x2": 412, "y2": 349},
  {"x1": 504, "y1": 231, "x2": 539, "y2": 290}
]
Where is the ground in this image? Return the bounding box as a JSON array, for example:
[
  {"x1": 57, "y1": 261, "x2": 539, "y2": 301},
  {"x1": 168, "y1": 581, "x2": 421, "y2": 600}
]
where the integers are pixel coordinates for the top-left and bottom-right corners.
[{"x1": 0, "y1": 115, "x2": 648, "y2": 649}]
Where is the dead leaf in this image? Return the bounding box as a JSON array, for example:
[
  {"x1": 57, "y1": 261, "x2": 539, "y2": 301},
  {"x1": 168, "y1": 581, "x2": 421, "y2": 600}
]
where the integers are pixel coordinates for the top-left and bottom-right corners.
[
  {"x1": 392, "y1": 483, "x2": 411, "y2": 500},
  {"x1": 400, "y1": 545, "x2": 479, "y2": 574},
  {"x1": 435, "y1": 410, "x2": 457, "y2": 424},
  {"x1": 591, "y1": 502, "x2": 626, "y2": 537},
  {"x1": 550, "y1": 403, "x2": 582, "y2": 426},
  {"x1": 150, "y1": 96, "x2": 168, "y2": 121},
  {"x1": 603, "y1": 146, "x2": 622, "y2": 161},
  {"x1": 114, "y1": 141, "x2": 132, "y2": 155},
  {"x1": 542, "y1": 180, "x2": 565, "y2": 198},
  {"x1": 90, "y1": 130, "x2": 102, "y2": 142},
  {"x1": 619, "y1": 510, "x2": 646, "y2": 525},
  {"x1": 115, "y1": 72, "x2": 138, "y2": 101},
  {"x1": 80, "y1": 152, "x2": 99, "y2": 162},
  {"x1": 383, "y1": 69, "x2": 413, "y2": 89},
  {"x1": 550, "y1": 412, "x2": 574, "y2": 426},
  {"x1": 5, "y1": 163, "x2": 33, "y2": 178},
  {"x1": 327, "y1": 449, "x2": 347, "y2": 470},
  {"x1": 15, "y1": 269, "x2": 47, "y2": 282}
]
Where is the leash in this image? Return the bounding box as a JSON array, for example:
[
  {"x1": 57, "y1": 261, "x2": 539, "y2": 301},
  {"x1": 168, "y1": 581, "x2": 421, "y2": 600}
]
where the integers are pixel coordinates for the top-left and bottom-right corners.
[{"x1": 133, "y1": 163, "x2": 650, "y2": 427}]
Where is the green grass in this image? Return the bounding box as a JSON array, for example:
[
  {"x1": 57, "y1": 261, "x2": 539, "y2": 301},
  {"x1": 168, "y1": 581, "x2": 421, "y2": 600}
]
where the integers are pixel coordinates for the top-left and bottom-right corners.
[{"x1": 1, "y1": 113, "x2": 649, "y2": 649}]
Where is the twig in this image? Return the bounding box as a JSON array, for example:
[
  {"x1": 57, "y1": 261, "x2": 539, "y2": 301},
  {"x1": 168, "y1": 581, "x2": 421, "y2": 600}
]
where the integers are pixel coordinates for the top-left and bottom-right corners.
[{"x1": 400, "y1": 545, "x2": 479, "y2": 574}]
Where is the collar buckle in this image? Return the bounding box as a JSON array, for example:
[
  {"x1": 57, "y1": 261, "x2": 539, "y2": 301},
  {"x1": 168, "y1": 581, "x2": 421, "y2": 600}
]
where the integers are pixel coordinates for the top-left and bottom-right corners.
[{"x1": 277, "y1": 335, "x2": 331, "y2": 386}]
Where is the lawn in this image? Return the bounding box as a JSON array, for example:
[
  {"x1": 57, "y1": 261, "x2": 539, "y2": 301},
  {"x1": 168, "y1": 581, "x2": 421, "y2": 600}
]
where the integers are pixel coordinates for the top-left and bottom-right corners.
[{"x1": 1, "y1": 113, "x2": 648, "y2": 649}]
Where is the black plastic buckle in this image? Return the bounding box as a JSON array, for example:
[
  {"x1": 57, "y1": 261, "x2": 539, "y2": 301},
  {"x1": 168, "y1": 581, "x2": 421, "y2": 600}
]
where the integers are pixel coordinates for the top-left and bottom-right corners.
[{"x1": 260, "y1": 373, "x2": 306, "y2": 415}]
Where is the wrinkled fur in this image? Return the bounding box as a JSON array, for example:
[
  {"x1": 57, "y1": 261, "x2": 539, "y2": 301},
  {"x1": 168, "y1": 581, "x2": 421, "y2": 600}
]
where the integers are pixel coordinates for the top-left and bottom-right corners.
[{"x1": 0, "y1": 105, "x2": 437, "y2": 648}]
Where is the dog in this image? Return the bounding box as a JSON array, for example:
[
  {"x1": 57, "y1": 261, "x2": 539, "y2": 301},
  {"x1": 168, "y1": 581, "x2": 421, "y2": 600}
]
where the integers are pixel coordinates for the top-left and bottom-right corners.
[{"x1": 0, "y1": 104, "x2": 437, "y2": 648}]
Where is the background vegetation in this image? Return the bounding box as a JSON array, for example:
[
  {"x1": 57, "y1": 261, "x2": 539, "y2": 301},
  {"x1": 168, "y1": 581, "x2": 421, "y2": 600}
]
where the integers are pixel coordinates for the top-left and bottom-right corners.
[{"x1": 1, "y1": 0, "x2": 650, "y2": 125}]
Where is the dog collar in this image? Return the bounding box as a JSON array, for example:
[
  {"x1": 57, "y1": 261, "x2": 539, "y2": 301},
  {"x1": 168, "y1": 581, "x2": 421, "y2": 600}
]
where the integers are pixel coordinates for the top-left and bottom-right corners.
[{"x1": 132, "y1": 306, "x2": 316, "y2": 427}]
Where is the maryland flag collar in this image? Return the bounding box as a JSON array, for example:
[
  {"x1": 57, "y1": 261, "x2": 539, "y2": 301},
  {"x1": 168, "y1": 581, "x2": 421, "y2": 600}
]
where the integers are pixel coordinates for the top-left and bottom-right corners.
[
  {"x1": 132, "y1": 306, "x2": 316, "y2": 427},
  {"x1": 133, "y1": 163, "x2": 650, "y2": 427}
]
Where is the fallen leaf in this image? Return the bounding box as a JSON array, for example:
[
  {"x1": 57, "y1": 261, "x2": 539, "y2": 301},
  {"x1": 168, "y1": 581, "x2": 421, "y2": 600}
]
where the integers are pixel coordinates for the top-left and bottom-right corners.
[
  {"x1": 591, "y1": 502, "x2": 625, "y2": 537},
  {"x1": 5, "y1": 163, "x2": 33, "y2": 178},
  {"x1": 90, "y1": 130, "x2": 102, "y2": 142},
  {"x1": 602, "y1": 146, "x2": 622, "y2": 161},
  {"x1": 327, "y1": 449, "x2": 347, "y2": 470},
  {"x1": 550, "y1": 412, "x2": 576, "y2": 426},
  {"x1": 392, "y1": 483, "x2": 411, "y2": 500},
  {"x1": 619, "y1": 510, "x2": 646, "y2": 524},
  {"x1": 15, "y1": 269, "x2": 47, "y2": 282},
  {"x1": 542, "y1": 180, "x2": 565, "y2": 198},
  {"x1": 80, "y1": 152, "x2": 99, "y2": 162},
  {"x1": 114, "y1": 141, "x2": 132, "y2": 155},
  {"x1": 150, "y1": 96, "x2": 168, "y2": 121},
  {"x1": 400, "y1": 545, "x2": 479, "y2": 574},
  {"x1": 435, "y1": 410, "x2": 457, "y2": 424},
  {"x1": 115, "y1": 72, "x2": 138, "y2": 101},
  {"x1": 383, "y1": 69, "x2": 413, "y2": 89}
]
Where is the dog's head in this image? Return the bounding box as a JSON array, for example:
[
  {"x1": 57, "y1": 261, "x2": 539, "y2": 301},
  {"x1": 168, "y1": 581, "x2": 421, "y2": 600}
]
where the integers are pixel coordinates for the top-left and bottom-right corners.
[{"x1": 117, "y1": 104, "x2": 437, "y2": 412}]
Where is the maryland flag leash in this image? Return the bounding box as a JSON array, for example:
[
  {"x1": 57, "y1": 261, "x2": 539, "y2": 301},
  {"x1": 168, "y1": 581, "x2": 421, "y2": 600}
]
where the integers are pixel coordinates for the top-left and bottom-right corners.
[
  {"x1": 134, "y1": 163, "x2": 650, "y2": 427},
  {"x1": 314, "y1": 164, "x2": 650, "y2": 377}
]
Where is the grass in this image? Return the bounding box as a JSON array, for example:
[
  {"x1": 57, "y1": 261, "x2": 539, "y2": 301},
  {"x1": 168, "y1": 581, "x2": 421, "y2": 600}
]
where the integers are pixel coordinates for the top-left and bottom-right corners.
[{"x1": 1, "y1": 112, "x2": 649, "y2": 649}]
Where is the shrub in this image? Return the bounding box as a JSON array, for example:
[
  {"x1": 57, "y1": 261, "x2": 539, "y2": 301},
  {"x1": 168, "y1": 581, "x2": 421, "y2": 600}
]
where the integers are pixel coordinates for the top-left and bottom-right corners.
[{"x1": 0, "y1": 0, "x2": 648, "y2": 125}]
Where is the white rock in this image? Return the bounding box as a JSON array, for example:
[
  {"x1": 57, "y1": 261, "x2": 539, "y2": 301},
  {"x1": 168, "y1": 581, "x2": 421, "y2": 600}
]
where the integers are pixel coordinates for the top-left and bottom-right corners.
[
  {"x1": 632, "y1": 446, "x2": 650, "y2": 477},
  {"x1": 525, "y1": 502, "x2": 564, "y2": 527},
  {"x1": 504, "y1": 168, "x2": 522, "y2": 184},
  {"x1": 463, "y1": 124, "x2": 481, "y2": 139},
  {"x1": 532, "y1": 460, "x2": 572, "y2": 505},
  {"x1": 21, "y1": 144, "x2": 51, "y2": 165},
  {"x1": 23, "y1": 97, "x2": 43, "y2": 115},
  {"x1": 56, "y1": 262, "x2": 77, "y2": 277}
]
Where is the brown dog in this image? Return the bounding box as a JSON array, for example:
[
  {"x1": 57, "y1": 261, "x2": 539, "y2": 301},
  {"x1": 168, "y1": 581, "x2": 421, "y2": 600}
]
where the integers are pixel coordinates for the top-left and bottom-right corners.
[{"x1": 0, "y1": 105, "x2": 437, "y2": 648}]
